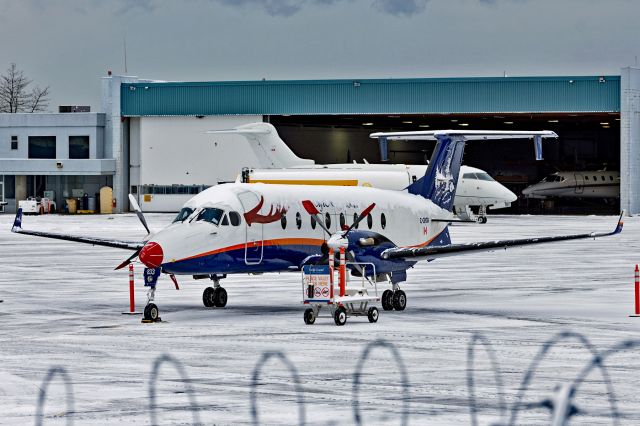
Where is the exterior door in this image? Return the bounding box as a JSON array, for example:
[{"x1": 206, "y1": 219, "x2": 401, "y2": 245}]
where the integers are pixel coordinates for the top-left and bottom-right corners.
[
  {"x1": 237, "y1": 191, "x2": 264, "y2": 265},
  {"x1": 574, "y1": 174, "x2": 584, "y2": 194},
  {"x1": 0, "y1": 177, "x2": 4, "y2": 213}
]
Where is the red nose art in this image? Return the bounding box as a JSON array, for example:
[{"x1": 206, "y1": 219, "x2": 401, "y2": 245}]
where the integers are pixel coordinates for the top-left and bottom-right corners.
[{"x1": 139, "y1": 242, "x2": 164, "y2": 268}]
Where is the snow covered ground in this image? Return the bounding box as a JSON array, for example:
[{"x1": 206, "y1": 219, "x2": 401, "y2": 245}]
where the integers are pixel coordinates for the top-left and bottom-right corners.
[{"x1": 1, "y1": 212, "x2": 639, "y2": 425}]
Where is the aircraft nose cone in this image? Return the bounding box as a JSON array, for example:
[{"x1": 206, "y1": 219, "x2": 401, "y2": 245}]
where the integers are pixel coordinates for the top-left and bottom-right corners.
[{"x1": 139, "y1": 242, "x2": 164, "y2": 268}]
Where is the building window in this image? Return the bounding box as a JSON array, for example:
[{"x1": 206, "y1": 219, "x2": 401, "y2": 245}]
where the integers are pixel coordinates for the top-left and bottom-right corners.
[
  {"x1": 4, "y1": 175, "x2": 15, "y2": 199},
  {"x1": 10, "y1": 136, "x2": 18, "y2": 150},
  {"x1": 69, "y1": 136, "x2": 90, "y2": 159},
  {"x1": 28, "y1": 136, "x2": 56, "y2": 159}
]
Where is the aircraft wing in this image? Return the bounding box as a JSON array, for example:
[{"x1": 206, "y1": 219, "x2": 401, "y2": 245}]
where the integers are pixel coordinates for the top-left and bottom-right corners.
[
  {"x1": 10, "y1": 209, "x2": 144, "y2": 251},
  {"x1": 381, "y1": 212, "x2": 624, "y2": 261}
]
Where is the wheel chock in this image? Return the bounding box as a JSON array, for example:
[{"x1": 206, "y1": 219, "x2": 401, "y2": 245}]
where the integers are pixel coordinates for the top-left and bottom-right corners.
[{"x1": 141, "y1": 317, "x2": 162, "y2": 324}]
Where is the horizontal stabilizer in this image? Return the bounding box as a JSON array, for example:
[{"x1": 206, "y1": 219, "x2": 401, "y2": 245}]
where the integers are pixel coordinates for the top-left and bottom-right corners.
[{"x1": 370, "y1": 130, "x2": 558, "y2": 141}]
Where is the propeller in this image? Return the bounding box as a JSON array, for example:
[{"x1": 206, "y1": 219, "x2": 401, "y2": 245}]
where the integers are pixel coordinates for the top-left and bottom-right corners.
[
  {"x1": 114, "y1": 194, "x2": 151, "y2": 270},
  {"x1": 301, "y1": 200, "x2": 376, "y2": 278},
  {"x1": 129, "y1": 194, "x2": 151, "y2": 235}
]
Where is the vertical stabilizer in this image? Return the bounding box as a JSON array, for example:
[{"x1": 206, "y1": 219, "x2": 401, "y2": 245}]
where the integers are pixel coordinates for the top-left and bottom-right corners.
[{"x1": 207, "y1": 122, "x2": 314, "y2": 168}]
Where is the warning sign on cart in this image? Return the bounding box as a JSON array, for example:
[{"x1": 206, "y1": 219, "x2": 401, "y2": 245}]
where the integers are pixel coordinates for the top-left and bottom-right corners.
[{"x1": 302, "y1": 265, "x2": 332, "y2": 302}]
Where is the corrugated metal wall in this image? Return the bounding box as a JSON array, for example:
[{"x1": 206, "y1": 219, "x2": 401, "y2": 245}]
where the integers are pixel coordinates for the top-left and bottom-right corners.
[{"x1": 121, "y1": 76, "x2": 620, "y2": 116}]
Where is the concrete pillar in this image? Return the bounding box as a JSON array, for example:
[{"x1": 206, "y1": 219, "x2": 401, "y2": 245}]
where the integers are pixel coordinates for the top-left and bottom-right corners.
[
  {"x1": 620, "y1": 67, "x2": 640, "y2": 215},
  {"x1": 101, "y1": 74, "x2": 141, "y2": 213},
  {"x1": 15, "y1": 175, "x2": 26, "y2": 210}
]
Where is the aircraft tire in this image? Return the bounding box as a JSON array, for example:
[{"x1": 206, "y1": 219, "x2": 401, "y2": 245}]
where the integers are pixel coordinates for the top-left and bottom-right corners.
[
  {"x1": 202, "y1": 287, "x2": 215, "y2": 307},
  {"x1": 334, "y1": 307, "x2": 347, "y2": 326},
  {"x1": 367, "y1": 307, "x2": 379, "y2": 323},
  {"x1": 392, "y1": 290, "x2": 407, "y2": 311},
  {"x1": 213, "y1": 287, "x2": 228, "y2": 308},
  {"x1": 144, "y1": 303, "x2": 159, "y2": 321},
  {"x1": 303, "y1": 308, "x2": 315, "y2": 325},
  {"x1": 479, "y1": 216, "x2": 488, "y2": 224},
  {"x1": 381, "y1": 290, "x2": 394, "y2": 311}
]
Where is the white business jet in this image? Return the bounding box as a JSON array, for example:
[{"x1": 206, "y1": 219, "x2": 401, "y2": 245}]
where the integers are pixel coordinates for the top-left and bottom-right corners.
[
  {"x1": 11, "y1": 130, "x2": 623, "y2": 322},
  {"x1": 522, "y1": 170, "x2": 620, "y2": 200},
  {"x1": 213, "y1": 122, "x2": 517, "y2": 223}
]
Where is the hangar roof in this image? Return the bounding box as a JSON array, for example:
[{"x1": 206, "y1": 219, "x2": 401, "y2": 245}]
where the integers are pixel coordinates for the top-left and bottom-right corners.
[{"x1": 120, "y1": 75, "x2": 620, "y2": 117}]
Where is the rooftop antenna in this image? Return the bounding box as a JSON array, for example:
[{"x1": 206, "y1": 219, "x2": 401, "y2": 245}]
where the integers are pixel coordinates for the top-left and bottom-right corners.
[{"x1": 123, "y1": 37, "x2": 128, "y2": 74}]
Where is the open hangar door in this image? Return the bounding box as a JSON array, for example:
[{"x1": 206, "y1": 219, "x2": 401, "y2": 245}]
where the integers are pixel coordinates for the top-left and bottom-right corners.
[{"x1": 269, "y1": 113, "x2": 620, "y2": 215}]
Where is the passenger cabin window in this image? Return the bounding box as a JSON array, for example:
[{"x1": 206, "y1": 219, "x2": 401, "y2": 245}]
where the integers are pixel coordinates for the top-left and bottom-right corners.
[
  {"x1": 380, "y1": 213, "x2": 386, "y2": 229},
  {"x1": 173, "y1": 207, "x2": 194, "y2": 223},
  {"x1": 197, "y1": 207, "x2": 224, "y2": 225},
  {"x1": 601, "y1": 176, "x2": 605, "y2": 181},
  {"x1": 310, "y1": 215, "x2": 316, "y2": 229},
  {"x1": 367, "y1": 213, "x2": 373, "y2": 229},
  {"x1": 221, "y1": 214, "x2": 230, "y2": 226},
  {"x1": 610, "y1": 176, "x2": 614, "y2": 181},
  {"x1": 353, "y1": 213, "x2": 359, "y2": 229},
  {"x1": 339, "y1": 213, "x2": 346, "y2": 229},
  {"x1": 229, "y1": 211, "x2": 241, "y2": 226},
  {"x1": 325, "y1": 212, "x2": 331, "y2": 229},
  {"x1": 593, "y1": 176, "x2": 597, "y2": 181},
  {"x1": 281, "y1": 214, "x2": 287, "y2": 229},
  {"x1": 585, "y1": 176, "x2": 589, "y2": 181},
  {"x1": 296, "y1": 212, "x2": 302, "y2": 229}
]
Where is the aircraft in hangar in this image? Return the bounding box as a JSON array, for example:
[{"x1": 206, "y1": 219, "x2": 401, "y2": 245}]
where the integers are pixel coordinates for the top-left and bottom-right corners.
[
  {"x1": 11, "y1": 130, "x2": 623, "y2": 322},
  {"x1": 211, "y1": 122, "x2": 517, "y2": 223},
  {"x1": 522, "y1": 170, "x2": 620, "y2": 200}
]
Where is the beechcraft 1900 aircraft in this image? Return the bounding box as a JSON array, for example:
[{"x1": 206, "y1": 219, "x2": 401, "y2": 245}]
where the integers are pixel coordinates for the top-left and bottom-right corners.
[{"x1": 11, "y1": 130, "x2": 623, "y2": 321}]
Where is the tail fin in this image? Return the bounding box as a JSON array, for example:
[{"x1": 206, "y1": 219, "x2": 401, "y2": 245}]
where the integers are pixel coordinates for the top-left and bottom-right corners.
[
  {"x1": 207, "y1": 122, "x2": 314, "y2": 169},
  {"x1": 406, "y1": 134, "x2": 465, "y2": 211},
  {"x1": 370, "y1": 130, "x2": 558, "y2": 212}
]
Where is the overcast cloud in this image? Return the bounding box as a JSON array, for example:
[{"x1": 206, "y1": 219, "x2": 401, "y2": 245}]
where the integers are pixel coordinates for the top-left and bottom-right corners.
[{"x1": 0, "y1": 0, "x2": 638, "y2": 110}]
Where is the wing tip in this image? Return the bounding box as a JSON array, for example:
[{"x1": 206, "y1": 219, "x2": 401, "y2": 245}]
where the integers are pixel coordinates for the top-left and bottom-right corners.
[
  {"x1": 614, "y1": 210, "x2": 625, "y2": 235},
  {"x1": 11, "y1": 208, "x2": 23, "y2": 233}
]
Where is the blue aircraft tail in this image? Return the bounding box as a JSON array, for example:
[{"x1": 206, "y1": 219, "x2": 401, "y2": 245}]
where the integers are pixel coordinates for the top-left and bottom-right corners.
[
  {"x1": 11, "y1": 208, "x2": 23, "y2": 232},
  {"x1": 406, "y1": 135, "x2": 466, "y2": 211}
]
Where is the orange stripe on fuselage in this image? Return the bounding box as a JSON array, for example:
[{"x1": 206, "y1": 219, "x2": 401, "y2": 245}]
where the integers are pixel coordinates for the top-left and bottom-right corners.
[
  {"x1": 248, "y1": 179, "x2": 359, "y2": 186},
  {"x1": 176, "y1": 238, "x2": 326, "y2": 262}
]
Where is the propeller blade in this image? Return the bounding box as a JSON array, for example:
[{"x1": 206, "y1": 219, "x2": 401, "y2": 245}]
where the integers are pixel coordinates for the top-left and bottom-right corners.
[
  {"x1": 343, "y1": 203, "x2": 376, "y2": 236},
  {"x1": 115, "y1": 247, "x2": 142, "y2": 270},
  {"x1": 129, "y1": 194, "x2": 151, "y2": 235},
  {"x1": 301, "y1": 200, "x2": 331, "y2": 236},
  {"x1": 345, "y1": 250, "x2": 365, "y2": 277}
]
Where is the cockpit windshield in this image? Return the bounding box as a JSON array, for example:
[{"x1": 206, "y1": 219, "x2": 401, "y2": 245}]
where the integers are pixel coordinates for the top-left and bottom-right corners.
[
  {"x1": 196, "y1": 207, "x2": 224, "y2": 225},
  {"x1": 543, "y1": 174, "x2": 564, "y2": 183},
  {"x1": 173, "y1": 207, "x2": 194, "y2": 223},
  {"x1": 476, "y1": 172, "x2": 495, "y2": 182}
]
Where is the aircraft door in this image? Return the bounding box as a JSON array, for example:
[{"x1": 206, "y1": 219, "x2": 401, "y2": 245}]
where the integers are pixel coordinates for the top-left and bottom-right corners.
[
  {"x1": 237, "y1": 191, "x2": 264, "y2": 265},
  {"x1": 574, "y1": 174, "x2": 584, "y2": 194}
]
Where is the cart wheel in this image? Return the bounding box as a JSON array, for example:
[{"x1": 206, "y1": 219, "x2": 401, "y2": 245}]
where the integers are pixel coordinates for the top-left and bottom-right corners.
[
  {"x1": 202, "y1": 287, "x2": 215, "y2": 307},
  {"x1": 303, "y1": 308, "x2": 315, "y2": 325},
  {"x1": 144, "y1": 303, "x2": 159, "y2": 321},
  {"x1": 213, "y1": 287, "x2": 227, "y2": 307},
  {"x1": 381, "y1": 290, "x2": 394, "y2": 311},
  {"x1": 334, "y1": 307, "x2": 347, "y2": 326},
  {"x1": 392, "y1": 290, "x2": 407, "y2": 311},
  {"x1": 367, "y1": 306, "x2": 379, "y2": 323}
]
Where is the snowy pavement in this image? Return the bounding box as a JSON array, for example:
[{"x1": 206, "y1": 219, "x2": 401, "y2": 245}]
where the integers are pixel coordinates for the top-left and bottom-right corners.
[{"x1": 1, "y1": 212, "x2": 639, "y2": 425}]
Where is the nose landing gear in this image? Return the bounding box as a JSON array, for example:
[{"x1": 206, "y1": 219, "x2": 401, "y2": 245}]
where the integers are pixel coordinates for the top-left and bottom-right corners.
[{"x1": 202, "y1": 274, "x2": 228, "y2": 308}]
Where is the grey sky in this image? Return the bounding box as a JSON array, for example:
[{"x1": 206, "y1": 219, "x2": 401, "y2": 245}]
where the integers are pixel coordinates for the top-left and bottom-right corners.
[{"x1": 1, "y1": 0, "x2": 638, "y2": 110}]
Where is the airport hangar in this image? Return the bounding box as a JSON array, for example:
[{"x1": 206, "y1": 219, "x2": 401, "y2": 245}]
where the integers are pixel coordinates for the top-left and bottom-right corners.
[{"x1": 1, "y1": 69, "x2": 639, "y2": 214}]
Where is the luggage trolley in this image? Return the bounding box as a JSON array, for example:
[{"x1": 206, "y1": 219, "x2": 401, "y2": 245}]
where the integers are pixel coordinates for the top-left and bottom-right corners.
[{"x1": 301, "y1": 248, "x2": 380, "y2": 326}]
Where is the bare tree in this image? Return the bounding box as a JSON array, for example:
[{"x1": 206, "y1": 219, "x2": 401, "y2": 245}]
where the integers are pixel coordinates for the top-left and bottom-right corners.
[{"x1": 0, "y1": 63, "x2": 50, "y2": 113}]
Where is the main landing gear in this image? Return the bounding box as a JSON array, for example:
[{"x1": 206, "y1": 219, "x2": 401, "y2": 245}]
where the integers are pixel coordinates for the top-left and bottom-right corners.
[
  {"x1": 381, "y1": 284, "x2": 407, "y2": 311},
  {"x1": 202, "y1": 274, "x2": 228, "y2": 308}
]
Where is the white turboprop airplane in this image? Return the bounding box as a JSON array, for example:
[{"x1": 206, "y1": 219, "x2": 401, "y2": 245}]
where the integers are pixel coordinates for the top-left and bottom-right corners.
[
  {"x1": 214, "y1": 123, "x2": 516, "y2": 223},
  {"x1": 522, "y1": 170, "x2": 620, "y2": 200},
  {"x1": 11, "y1": 130, "x2": 623, "y2": 323}
]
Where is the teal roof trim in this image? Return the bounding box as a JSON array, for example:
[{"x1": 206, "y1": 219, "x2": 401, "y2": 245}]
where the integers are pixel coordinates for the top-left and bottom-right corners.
[{"x1": 121, "y1": 76, "x2": 620, "y2": 116}]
